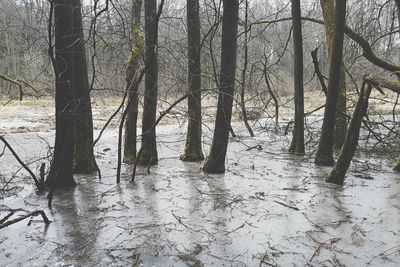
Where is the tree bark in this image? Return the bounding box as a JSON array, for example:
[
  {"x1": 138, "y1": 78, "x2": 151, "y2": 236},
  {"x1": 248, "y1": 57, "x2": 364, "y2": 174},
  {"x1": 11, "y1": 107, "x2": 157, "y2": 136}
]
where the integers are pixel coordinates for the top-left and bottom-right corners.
[
  {"x1": 124, "y1": 0, "x2": 143, "y2": 164},
  {"x1": 71, "y1": 0, "x2": 97, "y2": 173},
  {"x1": 289, "y1": 0, "x2": 305, "y2": 154},
  {"x1": 326, "y1": 81, "x2": 372, "y2": 185},
  {"x1": 203, "y1": 0, "x2": 239, "y2": 174},
  {"x1": 320, "y1": 0, "x2": 348, "y2": 148},
  {"x1": 315, "y1": 0, "x2": 347, "y2": 166},
  {"x1": 47, "y1": 0, "x2": 76, "y2": 188},
  {"x1": 137, "y1": 0, "x2": 159, "y2": 166},
  {"x1": 180, "y1": 0, "x2": 204, "y2": 161}
]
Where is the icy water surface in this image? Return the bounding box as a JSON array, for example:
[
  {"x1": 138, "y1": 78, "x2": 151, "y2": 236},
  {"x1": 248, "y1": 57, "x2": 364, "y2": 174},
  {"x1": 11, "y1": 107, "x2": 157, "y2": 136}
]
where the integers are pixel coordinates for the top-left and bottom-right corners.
[{"x1": 1, "y1": 122, "x2": 400, "y2": 266}]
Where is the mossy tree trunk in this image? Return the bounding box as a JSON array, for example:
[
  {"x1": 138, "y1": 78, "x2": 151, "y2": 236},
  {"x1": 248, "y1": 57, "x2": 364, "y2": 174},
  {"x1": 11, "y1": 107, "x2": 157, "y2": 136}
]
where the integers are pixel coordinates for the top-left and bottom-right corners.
[
  {"x1": 180, "y1": 0, "x2": 204, "y2": 162},
  {"x1": 124, "y1": 0, "x2": 144, "y2": 164},
  {"x1": 203, "y1": 0, "x2": 239, "y2": 174},
  {"x1": 289, "y1": 0, "x2": 305, "y2": 154},
  {"x1": 47, "y1": 0, "x2": 76, "y2": 188},
  {"x1": 320, "y1": 0, "x2": 348, "y2": 148},
  {"x1": 71, "y1": 0, "x2": 97, "y2": 173},
  {"x1": 326, "y1": 82, "x2": 372, "y2": 185},
  {"x1": 315, "y1": 0, "x2": 347, "y2": 166},
  {"x1": 137, "y1": 0, "x2": 159, "y2": 166}
]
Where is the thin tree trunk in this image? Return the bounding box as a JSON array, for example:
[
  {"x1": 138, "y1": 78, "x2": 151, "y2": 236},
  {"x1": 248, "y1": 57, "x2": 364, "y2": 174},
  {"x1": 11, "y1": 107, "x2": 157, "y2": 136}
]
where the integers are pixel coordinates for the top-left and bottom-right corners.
[
  {"x1": 124, "y1": 0, "x2": 143, "y2": 164},
  {"x1": 289, "y1": 0, "x2": 305, "y2": 154},
  {"x1": 203, "y1": 0, "x2": 239, "y2": 174},
  {"x1": 239, "y1": 0, "x2": 255, "y2": 138},
  {"x1": 47, "y1": 0, "x2": 76, "y2": 188},
  {"x1": 315, "y1": 0, "x2": 347, "y2": 166},
  {"x1": 180, "y1": 0, "x2": 204, "y2": 161},
  {"x1": 326, "y1": 81, "x2": 372, "y2": 185},
  {"x1": 71, "y1": 0, "x2": 97, "y2": 173},
  {"x1": 262, "y1": 64, "x2": 279, "y2": 129},
  {"x1": 320, "y1": 0, "x2": 348, "y2": 148},
  {"x1": 396, "y1": 0, "x2": 400, "y2": 32},
  {"x1": 137, "y1": 0, "x2": 159, "y2": 166}
]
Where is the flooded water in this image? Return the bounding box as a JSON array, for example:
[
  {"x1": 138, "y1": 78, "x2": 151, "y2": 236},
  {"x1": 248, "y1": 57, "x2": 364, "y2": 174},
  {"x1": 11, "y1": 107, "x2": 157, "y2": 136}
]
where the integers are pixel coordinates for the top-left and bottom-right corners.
[{"x1": 1, "y1": 117, "x2": 400, "y2": 266}]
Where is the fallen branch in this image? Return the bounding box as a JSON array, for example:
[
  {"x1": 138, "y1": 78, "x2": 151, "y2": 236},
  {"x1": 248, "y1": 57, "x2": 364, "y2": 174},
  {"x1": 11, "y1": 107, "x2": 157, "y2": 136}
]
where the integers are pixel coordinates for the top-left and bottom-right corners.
[
  {"x1": 0, "y1": 210, "x2": 51, "y2": 229},
  {"x1": 0, "y1": 73, "x2": 39, "y2": 101},
  {"x1": 274, "y1": 200, "x2": 299, "y2": 211},
  {"x1": 0, "y1": 135, "x2": 43, "y2": 190},
  {"x1": 364, "y1": 75, "x2": 400, "y2": 94},
  {"x1": 249, "y1": 17, "x2": 400, "y2": 73},
  {"x1": 311, "y1": 46, "x2": 328, "y2": 95}
]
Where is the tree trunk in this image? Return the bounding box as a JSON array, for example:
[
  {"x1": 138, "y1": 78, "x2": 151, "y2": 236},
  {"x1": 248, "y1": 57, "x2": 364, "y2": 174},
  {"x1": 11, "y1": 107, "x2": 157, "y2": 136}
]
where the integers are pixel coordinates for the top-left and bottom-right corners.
[
  {"x1": 180, "y1": 0, "x2": 204, "y2": 161},
  {"x1": 71, "y1": 0, "x2": 97, "y2": 173},
  {"x1": 396, "y1": 0, "x2": 400, "y2": 32},
  {"x1": 289, "y1": 0, "x2": 305, "y2": 154},
  {"x1": 124, "y1": 0, "x2": 143, "y2": 164},
  {"x1": 320, "y1": 0, "x2": 348, "y2": 148},
  {"x1": 239, "y1": 0, "x2": 255, "y2": 138},
  {"x1": 326, "y1": 81, "x2": 372, "y2": 185},
  {"x1": 315, "y1": 0, "x2": 347, "y2": 166},
  {"x1": 137, "y1": 0, "x2": 159, "y2": 166},
  {"x1": 203, "y1": 0, "x2": 239, "y2": 174},
  {"x1": 47, "y1": 0, "x2": 76, "y2": 188}
]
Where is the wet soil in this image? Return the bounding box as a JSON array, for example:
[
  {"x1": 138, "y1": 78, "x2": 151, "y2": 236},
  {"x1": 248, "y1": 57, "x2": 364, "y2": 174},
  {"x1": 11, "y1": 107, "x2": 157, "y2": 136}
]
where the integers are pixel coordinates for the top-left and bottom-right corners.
[{"x1": 0, "y1": 110, "x2": 400, "y2": 266}]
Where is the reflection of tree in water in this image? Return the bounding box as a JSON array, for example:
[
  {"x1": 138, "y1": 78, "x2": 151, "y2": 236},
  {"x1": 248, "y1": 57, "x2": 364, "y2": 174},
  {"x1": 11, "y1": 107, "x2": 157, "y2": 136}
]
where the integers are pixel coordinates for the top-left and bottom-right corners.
[{"x1": 50, "y1": 179, "x2": 102, "y2": 265}]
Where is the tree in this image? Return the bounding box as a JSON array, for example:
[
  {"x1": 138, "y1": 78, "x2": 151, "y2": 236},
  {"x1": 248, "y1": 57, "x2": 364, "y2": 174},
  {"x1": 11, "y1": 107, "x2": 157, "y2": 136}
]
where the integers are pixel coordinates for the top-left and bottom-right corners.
[
  {"x1": 239, "y1": 0, "x2": 255, "y2": 138},
  {"x1": 203, "y1": 0, "x2": 239, "y2": 174},
  {"x1": 180, "y1": 0, "x2": 204, "y2": 162},
  {"x1": 71, "y1": 0, "x2": 98, "y2": 173},
  {"x1": 320, "y1": 0, "x2": 348, "y2": 148},
  {"x1": 124, "y1": 0, "x2": 144, "y2": 164},
  {"x1": 315, "y1": 0, "x2": 347, "y2": 166},
  {"x1": 47, "y1": 0, "x2": 76, "y2": 188},
  {"x1": 326, "y1": 81, "x2": 372, "y2": 185},
  {"x1": 137, "y1": 0, "x2": 159, "y2": 166},
  {"x1": 289, "y1": 0, "x2": 305, "y2": 154}
]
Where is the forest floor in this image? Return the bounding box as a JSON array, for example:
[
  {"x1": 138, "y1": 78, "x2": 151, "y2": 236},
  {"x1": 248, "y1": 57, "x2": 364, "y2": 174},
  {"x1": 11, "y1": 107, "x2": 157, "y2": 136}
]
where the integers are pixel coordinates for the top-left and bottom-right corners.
[{"x1": 0, "y1": 96, "x2": 400, "y2": 266}]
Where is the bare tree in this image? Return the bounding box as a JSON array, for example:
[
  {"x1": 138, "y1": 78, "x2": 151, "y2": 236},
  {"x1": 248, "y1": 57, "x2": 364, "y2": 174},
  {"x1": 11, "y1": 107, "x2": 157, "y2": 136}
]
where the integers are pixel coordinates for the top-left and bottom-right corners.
[
  {"x1": 289, "y1": 0, "x2": 305, "y2": 154},
  {"x1": 180, "y1": 0, "x2": 204, "y2": 162},
  {"x1": 47, "y1": 0, "x2": 76, "y2": 188},
  {"x1": 124, "y1": 0, "x2": 144, "y2": 164},
  {"x1": 320, "y1": 0, "x2": 348, "y2": 148},
  {"x1": 72, "y1": 0, "x2": 98, "y2": 173},
  {"x1": 137, "y1": 0, "x2": 160, "y2": 166},
  {"x1": 203, "y1": 0, "x2": 239, "y2": 174},
  {"x1": 315, "y1": 0, "x2": 347, "y2": 166}
]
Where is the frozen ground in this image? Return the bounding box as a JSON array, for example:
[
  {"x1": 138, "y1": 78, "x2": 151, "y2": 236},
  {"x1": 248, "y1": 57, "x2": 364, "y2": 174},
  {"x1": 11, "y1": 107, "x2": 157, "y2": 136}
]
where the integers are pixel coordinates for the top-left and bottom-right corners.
[{"x1": 0, "y1": 101, "x2": 400, "y2": 266}]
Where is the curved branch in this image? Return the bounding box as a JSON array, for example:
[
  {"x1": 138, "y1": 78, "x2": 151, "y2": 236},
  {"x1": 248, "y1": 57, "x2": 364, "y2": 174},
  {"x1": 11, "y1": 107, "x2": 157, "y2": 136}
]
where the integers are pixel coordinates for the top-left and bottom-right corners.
[
  {"x1": 0, "y1": 135, "x2": 41, "y2": 189},
  {"x1": 248, "y1": 16, "x2": 400, "y2": 72}
]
